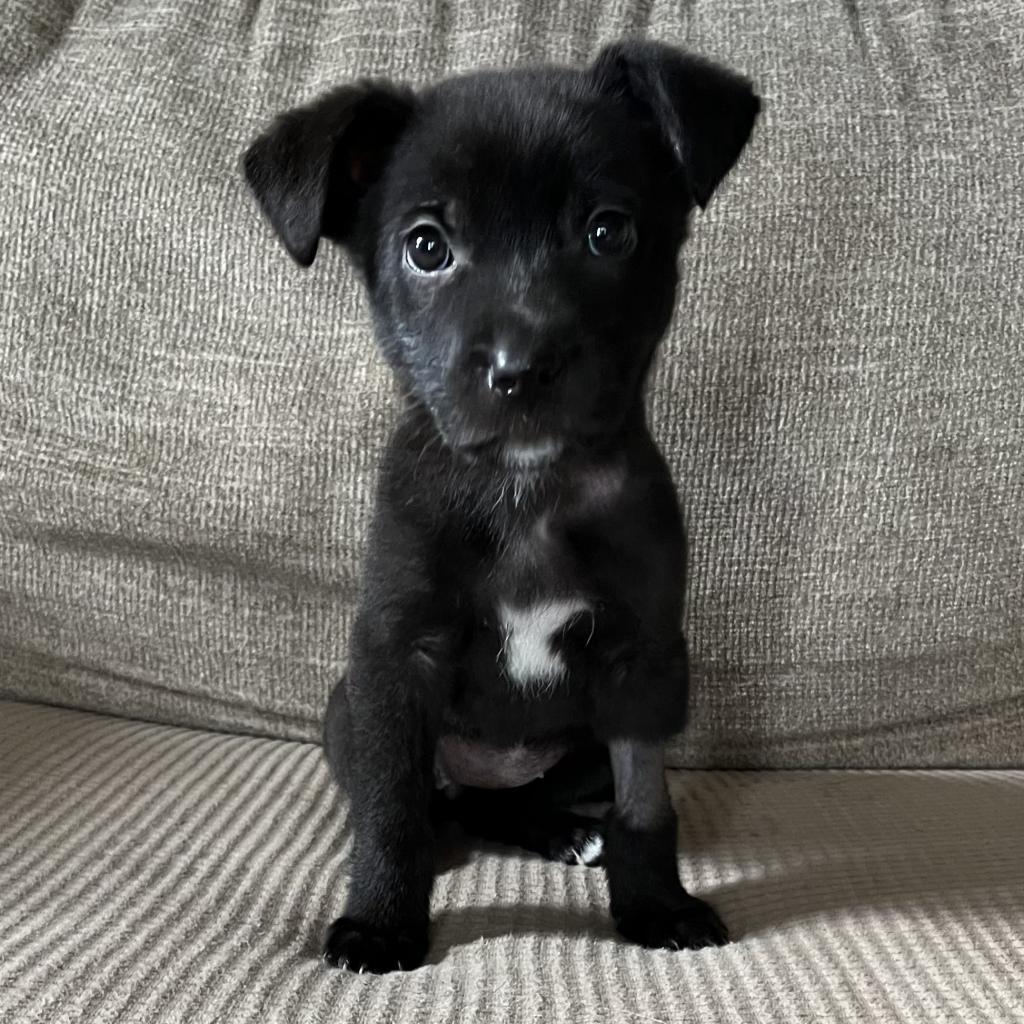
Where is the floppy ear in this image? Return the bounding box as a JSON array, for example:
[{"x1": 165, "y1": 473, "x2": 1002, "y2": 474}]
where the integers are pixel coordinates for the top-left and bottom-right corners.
[
  {"x1": 243, "y1": 81, "x2": 415, "y2": 266},
  {"x1": 591, "y1": 41, "x2": 760, "y2": 208}
]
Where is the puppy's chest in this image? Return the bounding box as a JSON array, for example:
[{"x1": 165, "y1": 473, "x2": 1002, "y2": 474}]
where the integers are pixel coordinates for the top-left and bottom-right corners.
[{"x1": 480, "y1": 515, "x2": 593, "y2": 691}]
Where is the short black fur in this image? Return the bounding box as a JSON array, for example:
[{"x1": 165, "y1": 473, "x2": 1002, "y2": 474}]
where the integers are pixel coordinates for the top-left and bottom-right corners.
[{"x1": 244, "y1": 40, "x2": 759, "y2": 974}]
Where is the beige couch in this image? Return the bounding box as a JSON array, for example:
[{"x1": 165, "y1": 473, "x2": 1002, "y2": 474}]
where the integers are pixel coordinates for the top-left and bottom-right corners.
[{"x1": 1, "y1": 1, "x2": 1022, "y2": 1021}]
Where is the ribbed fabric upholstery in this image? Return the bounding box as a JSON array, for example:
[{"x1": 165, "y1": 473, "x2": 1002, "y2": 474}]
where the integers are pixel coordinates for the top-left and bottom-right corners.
[{"x1": 2, "y1": 702, "x2": 1021, "y2": 1023}]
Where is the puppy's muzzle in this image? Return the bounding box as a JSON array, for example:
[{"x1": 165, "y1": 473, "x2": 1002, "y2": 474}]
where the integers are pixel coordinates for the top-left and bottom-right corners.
[
  {"x1": 477, "y1": 344, "x2": 566, "y2": 398},
  {"x1": 469, "y1": 311, "x2": 569, "y2": 401}
]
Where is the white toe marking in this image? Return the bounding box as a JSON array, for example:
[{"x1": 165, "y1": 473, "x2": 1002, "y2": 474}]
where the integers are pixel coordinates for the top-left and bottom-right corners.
[
  {"x1": 579, "y1": 834, "x2": 604, "y2": 865},
  {"x1": 498, "y1": 598, "x2": 591, "y2": 690}
]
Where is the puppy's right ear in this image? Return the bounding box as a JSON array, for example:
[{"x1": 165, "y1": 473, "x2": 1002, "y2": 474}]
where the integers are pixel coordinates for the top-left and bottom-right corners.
[{"x1": 243, "y1": 82, "x2": 415, "y2": 267}]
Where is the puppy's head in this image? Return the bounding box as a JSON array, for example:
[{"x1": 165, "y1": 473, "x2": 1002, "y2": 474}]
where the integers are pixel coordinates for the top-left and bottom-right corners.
[{"x1": 244, "y1": 42, "x2": 759, "y2": 463}]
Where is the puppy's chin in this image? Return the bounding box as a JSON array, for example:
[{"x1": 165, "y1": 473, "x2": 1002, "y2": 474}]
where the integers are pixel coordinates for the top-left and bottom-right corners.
[
  {"x1": 431, "y1": 406, "x2": 621, "y2": 470},
  {"x1": 501, "y1": 439, "x2": 564, "y2": 470},
  {"x1": 445, "y1": 424, "x2": 621, "y2": 471},
  {"x1": 448, "y1": 434, "x2": 563, "y2": 470}
]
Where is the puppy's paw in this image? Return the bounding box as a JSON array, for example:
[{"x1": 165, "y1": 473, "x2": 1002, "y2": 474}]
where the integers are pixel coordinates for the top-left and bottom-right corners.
[
  {"x1": 322, "y1": 917, "x2": 428, "y2": 974},
  {"x1": 615, "y1": 896, "x2": 729, "y2": 951},
  {"x1": 551, "y1": 824, "x2": 605, "y2": 867}
]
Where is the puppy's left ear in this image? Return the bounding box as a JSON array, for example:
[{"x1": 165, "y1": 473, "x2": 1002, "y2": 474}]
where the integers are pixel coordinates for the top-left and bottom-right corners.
[
  {"x1": 243, "y1": 81, "x2": 415, "y2": 266},
  {"x1": 591, "y1": 41, "x2": 760, "y2": 208}
]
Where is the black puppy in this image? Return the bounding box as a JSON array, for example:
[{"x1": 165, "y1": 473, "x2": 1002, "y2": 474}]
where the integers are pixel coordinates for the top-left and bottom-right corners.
[{"x1": 244, "y1": 40, "x2": 759, "y2": 974}]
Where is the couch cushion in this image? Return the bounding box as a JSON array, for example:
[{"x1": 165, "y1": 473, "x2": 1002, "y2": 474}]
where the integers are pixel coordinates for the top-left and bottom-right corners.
[
  {"x1": 1, "y1": 1, "x2": 1022, "y2": 766},
  {"x1": 1, "y1": 700, "x2": 1021, "y2": 1023}
]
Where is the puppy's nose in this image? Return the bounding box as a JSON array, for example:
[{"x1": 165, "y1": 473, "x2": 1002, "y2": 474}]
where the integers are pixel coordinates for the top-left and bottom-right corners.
[
  {"x1": 486, "y1": 348, "x2": 531, "y2": 397},
  {"x1": 476, "y1": 345, "x2": 564, "y2": 398}
]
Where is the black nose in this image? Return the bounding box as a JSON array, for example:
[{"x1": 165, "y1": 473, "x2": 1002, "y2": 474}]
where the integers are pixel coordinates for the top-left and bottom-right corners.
[
  {"x1": 477, "y1": 345, "x2": 564, "y2": 398},
  {"x1": 487, "y1": 349, "x2": 529, "y2": 396}
]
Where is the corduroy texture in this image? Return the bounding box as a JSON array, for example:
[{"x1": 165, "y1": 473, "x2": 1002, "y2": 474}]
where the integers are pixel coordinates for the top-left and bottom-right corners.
[
  {"x1": 1, "y1": 700, "x2": 1022, "y2": 1023},
  {"x1": 1, "y1": 1, "x2": 1023, "y2": 766}
]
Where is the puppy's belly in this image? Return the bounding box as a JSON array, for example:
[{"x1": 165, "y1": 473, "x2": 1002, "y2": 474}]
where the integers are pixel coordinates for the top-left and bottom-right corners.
[
  {"x1": 435, "y1": 735, "x2": 568, "y2": 789},
  {"x1": 498, "y1": 598, "x2": 592, "y2": 689}
]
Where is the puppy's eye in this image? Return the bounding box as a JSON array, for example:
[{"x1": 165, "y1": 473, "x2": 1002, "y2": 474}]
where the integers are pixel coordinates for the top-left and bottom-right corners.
[
  {"x1": 586, "y1": 210, "x2": 637, "y2": 258},
  {"x1": 405, "y1": 224, "x2": 453, "y2": 274}
]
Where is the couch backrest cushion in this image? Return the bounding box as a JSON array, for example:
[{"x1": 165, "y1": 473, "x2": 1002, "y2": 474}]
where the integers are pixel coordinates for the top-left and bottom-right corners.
[{"x1": 1, "y1": 0, "x2": 1021, "y2": 766}]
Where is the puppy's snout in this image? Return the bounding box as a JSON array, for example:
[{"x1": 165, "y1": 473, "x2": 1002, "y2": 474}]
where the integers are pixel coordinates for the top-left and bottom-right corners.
[
  {"x1": 471, "y1": 334, "x2": 566, "y2": 400},
  {"x1": 487, "y1": 348, "x2": 529, "y2": 397}
]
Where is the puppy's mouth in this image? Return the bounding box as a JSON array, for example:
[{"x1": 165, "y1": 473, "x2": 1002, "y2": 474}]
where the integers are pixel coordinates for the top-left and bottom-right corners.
[
  {"x1": 455, "y1": 433, "x2": 610, "y2": 470},
  {"x1": 456, "y1": 436, "x2": 563, "y2": 468},
  {"x1": 430, "y1": 397, "x2": 617, "y2": 470},
  {"x1": 500, "y1": 438, "x2": 564, "y2": 469}
]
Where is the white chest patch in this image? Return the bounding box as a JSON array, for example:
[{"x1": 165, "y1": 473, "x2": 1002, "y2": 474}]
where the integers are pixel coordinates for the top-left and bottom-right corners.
[{"x1": 498, "y1": 598, "x2": 592, "y2": 690}]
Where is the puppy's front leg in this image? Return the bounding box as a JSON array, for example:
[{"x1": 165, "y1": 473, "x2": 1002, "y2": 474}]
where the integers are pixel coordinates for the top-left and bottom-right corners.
[
  {"x1": 322, "y1": 624, "x2": 445, "y2": 974},
  {"x1": 604, "y1": 739, "x2": 729, "y2": 950}
]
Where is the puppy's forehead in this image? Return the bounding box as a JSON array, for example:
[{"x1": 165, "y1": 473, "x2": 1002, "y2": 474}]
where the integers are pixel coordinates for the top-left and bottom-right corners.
[{"x1": 387, "y1": 69, "x2": 643, "y2": 227}]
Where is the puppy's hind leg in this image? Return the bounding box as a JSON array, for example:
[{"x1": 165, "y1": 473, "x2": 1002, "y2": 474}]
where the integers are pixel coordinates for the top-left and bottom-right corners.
[
  {"x1": 322, "y1": 677, "x2": 352, "y2": 791},
  {"x1": 452, "y1": 791, "x2": 607, "y2": 866},
  {"x1": 449, "y1": 744, "x2": 614, "y2": 865}
]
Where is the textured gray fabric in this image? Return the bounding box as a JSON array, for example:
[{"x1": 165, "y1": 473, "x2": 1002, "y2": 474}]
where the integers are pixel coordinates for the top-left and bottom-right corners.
[
  {"x1": 1, "y1": 700, "x2": 1022, "y2": 1023},
  {"x1": 1, "y1": 2, "x2": 1023, "y2": 766}
]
